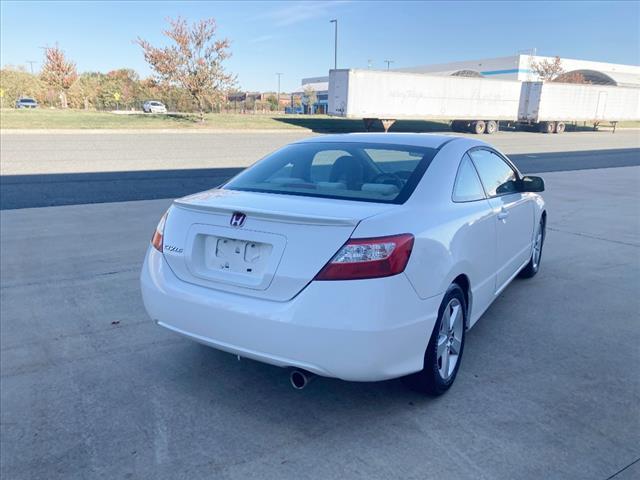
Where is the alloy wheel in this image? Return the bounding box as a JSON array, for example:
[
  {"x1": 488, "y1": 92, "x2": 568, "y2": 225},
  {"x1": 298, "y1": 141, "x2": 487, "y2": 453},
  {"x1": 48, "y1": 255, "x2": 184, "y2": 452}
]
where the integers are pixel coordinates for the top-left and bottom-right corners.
[
  {"x1": 437, "y1": 298, "x2": 464, "y2": 380},
  {"x1": 532, "y1": 223, "x2": 543, "y2": 269}
]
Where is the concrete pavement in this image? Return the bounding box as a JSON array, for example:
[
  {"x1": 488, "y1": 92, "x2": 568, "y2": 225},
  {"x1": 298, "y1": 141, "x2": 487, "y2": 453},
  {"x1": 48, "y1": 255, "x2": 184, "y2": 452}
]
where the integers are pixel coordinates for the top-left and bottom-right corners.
[
  {"x1": 1, "y1": 166, "x2": 639, "y2": 479},
  {"x1": 1, "y1": 129, "x2": 638, "y2": 175},
  {"x1": 1, "y1": 130, "x2": 639, "y2": 209}
]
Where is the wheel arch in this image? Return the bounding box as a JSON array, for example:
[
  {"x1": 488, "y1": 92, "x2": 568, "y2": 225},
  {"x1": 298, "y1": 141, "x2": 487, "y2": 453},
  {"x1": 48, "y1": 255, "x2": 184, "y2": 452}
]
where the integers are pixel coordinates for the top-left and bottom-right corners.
[{"x1": 451, "y1": 273, "x2": 472, "y2": 328}]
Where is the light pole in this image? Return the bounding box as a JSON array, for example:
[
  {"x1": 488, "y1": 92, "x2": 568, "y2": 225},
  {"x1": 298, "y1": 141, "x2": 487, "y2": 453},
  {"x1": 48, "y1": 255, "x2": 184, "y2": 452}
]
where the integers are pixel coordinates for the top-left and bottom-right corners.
[
  {"x1": 384, "y1": 59, "x2": 394, "y2": 70},
  {"x1": 26, "y1": 60, "x2": 37, "y2": 74},
  {"x1": 330, "y1": 19, "x2": 337, "y2": 70},
  {"x1": 276, "y1": 72, "x2": 283, "y2": 113}
]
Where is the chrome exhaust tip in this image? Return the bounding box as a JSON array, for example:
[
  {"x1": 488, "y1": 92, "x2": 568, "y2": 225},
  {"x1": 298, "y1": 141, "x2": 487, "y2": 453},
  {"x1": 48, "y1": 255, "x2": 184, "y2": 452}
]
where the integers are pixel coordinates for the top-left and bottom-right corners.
[{"x1": 289, "y1": 369, "x2": 315, "y2": 390}]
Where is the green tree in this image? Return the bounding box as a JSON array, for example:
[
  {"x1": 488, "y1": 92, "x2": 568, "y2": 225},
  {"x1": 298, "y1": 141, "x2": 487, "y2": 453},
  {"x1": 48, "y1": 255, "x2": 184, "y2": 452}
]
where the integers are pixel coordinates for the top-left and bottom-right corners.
[
  {"x1": 0, "y1": 68, "x2": 45, "y2": 106},
  {"x1": 102, "y1": 69, "x2": 141, "y2": 110},
  {"x1": 303, "y1": 86, "x2": 317, "y2": 114},
  {"x1": 69, "y1": 72, "x2": 104, "y2": 109},
  {"x1": 266, "y1": 94, "x2": 278, "y2": 111}
]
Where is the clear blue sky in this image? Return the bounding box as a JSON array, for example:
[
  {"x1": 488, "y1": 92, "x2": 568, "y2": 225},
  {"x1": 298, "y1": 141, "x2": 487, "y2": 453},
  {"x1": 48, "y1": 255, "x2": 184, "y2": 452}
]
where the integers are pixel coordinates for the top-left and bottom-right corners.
[{"x1": 1, "y1": 1, "x2": 638, "y2": 92}]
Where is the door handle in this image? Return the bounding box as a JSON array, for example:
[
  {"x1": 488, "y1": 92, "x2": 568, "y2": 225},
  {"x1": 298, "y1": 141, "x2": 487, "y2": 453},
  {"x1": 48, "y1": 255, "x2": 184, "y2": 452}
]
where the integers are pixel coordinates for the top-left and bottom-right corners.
[{"x1": 497, "y1": 208, "x2": 509, "y2": 221}]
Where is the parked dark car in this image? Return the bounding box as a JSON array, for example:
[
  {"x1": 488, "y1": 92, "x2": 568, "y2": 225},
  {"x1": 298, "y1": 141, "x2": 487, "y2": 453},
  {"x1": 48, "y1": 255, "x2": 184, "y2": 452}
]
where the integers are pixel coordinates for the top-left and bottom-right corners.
[{"x1": 15, "y1": 98, "x2": 38, "y2": 109}]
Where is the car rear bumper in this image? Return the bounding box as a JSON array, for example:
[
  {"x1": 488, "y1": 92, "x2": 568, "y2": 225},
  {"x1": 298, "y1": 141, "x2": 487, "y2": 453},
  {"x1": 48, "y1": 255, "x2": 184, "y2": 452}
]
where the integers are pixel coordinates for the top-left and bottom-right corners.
[{"x1": 140, "y1": 247, "x2": 441, "y2": 381}]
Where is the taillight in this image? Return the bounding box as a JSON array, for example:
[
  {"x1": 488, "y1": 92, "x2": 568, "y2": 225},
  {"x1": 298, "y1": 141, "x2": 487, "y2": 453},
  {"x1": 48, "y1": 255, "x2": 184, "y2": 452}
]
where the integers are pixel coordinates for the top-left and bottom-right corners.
[
  {"x1": 315, "y1": 233, "x2": 414, "y2": 281},
  {"x1": 151, "y1": 211, "x2": 169, "y2": 252}
]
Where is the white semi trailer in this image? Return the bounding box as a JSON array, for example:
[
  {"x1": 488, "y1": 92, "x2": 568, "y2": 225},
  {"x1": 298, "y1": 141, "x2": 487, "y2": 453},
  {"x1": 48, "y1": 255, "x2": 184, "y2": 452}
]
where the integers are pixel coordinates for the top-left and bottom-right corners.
[
  {"x1": 518, "y1": 81, "x2": 640, "y2": 133},
  {"x1": 328, "y1": 69, "x2": 640, "y2": 134}
]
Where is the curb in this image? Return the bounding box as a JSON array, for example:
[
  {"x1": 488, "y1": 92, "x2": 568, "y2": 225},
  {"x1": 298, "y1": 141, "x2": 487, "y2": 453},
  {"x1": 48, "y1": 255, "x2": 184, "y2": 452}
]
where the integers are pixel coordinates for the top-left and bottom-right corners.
[{"x1": 0, "y1": 128, "x2": 315, "y2": 135}]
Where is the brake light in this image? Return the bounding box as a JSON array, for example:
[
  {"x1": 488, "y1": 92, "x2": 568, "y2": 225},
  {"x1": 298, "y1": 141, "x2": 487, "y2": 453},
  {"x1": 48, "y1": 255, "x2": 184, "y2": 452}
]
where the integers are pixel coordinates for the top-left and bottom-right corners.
[
  {"x1": 151, "y1": 211, "x2": 169, "y2": 252},
  {"x1": 315, "y1": 234, "x2": 414, "y2": 280}
]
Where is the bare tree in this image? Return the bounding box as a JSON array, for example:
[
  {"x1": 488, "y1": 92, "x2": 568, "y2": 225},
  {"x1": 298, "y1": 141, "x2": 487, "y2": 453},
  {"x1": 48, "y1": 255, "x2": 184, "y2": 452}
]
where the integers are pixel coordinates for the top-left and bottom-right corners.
[
  {"x1": 530, "y1": 56, "x2": 564, "y2": 81},
  {"x1": 40, "y1": 45, "x2": 78, "y2": 108},
  {"x1": 136, "y1": 17, "x2": 235, "y2": 122}
]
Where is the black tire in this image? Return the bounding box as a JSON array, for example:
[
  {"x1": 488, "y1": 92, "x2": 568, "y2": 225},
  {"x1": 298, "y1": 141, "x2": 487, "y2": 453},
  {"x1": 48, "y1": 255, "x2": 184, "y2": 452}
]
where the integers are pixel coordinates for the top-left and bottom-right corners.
[
  {"x1": 539, "y1": 121, "x2": 555, "y2": 134},
  {"x1": 485, "y1": 120, "x2": 498, "y2": 134},
  {"x1": 472, "y1": 120, "x2": 486, "y2": 134},
  {"x1": 403, "y1": 284, "x2": 467, "y2": 395},
  {"x1": 519, "y1": 215, "x2": 546, "y2": 278},
  {"x1": 555, "y1": 122, "x2": 566, "y2": 134}
]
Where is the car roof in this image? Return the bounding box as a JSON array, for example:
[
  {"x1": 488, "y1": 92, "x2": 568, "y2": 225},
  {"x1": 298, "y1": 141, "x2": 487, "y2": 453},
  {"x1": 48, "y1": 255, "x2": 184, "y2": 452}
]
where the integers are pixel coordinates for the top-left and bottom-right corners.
[{"x1": 294, "y1": 132, "x2": 487, "y2": 149}]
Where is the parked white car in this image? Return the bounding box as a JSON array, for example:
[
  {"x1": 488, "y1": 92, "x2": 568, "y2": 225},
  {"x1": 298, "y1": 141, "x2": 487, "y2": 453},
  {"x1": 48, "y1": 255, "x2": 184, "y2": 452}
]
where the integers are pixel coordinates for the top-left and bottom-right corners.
[
  {"x1": 141, "y1": 133, "x2": 546, "y2": 394},
  {"x1": 142, "y1": 100, "x2": 167, "y2": 114}
]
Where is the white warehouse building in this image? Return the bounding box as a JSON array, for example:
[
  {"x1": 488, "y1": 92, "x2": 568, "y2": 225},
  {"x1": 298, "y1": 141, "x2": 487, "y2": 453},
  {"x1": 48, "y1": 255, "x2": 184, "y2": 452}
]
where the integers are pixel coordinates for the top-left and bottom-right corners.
[
  {"x1": 395, "y1": 54, "x2": 640, "y2": 88},
  {"x1": 305, "y1": 55, "x2": 640, "y2": 91}
]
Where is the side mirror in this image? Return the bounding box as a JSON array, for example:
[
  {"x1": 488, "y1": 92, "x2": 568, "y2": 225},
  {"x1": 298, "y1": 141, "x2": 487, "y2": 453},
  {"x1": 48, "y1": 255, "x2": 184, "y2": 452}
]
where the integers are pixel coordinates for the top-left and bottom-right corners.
[{"x1": 519, "y1": 175, "x2": 545, "y2": 192}]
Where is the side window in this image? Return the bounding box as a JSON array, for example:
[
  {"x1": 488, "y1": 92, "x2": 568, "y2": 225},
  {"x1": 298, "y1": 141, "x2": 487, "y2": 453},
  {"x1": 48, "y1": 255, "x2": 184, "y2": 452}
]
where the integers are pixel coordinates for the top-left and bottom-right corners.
[
  {"x1": 453, "y1": 154, "x2": 485, "y2": 202},
  {"x1": 469, "y1": 149, "x2": 518, "y2": 197}
]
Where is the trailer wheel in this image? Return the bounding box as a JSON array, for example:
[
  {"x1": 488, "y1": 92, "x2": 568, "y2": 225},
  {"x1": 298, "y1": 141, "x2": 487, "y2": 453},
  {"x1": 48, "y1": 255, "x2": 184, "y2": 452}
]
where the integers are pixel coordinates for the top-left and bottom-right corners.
[
  {"x1": 485, "y1": 120, "x2": 498, "y2": 134},
  {"x1": 540, "y1": 121, "x2": 555, "y2": 134},
  {"x1": 555, "y1": 122, "x2": 566, "y2": 134},
  {"x1": 472, "y1": 121, "x2": 486, "y2": 134}
]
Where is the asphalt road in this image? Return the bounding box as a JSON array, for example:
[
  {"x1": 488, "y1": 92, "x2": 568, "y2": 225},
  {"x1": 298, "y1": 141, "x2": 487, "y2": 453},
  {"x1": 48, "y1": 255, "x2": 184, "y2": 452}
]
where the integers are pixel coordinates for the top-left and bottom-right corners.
[
  {"x1": 2, "y1": 166, "x2": 639, "y2": 479},
  {"x1": 1, "y1": 130, "x2": 639, "y2": 209}
]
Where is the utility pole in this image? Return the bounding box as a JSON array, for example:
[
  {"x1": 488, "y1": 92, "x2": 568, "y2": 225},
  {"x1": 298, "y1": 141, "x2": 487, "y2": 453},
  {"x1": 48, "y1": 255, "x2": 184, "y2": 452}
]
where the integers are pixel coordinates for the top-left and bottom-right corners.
[
  {"x1": 330, "y1": 19, "x2": 338, "y2": 70},
  {"x1": 384, "y1": 59, "x2": 394, "y2": 71},
  {"x1": 276, "y1": 72, "x2": 283, "y2": 113},
  {"x1": 26, "y1": 61, "x2": 37, "y2": 74}
]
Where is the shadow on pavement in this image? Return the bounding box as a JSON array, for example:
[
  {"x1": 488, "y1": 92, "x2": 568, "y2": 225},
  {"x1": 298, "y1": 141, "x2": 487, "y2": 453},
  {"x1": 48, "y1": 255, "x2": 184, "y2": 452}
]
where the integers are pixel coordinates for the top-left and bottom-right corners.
[
  {"x1": 0, "y1": 167, "x2": 242, "y2": 210},
  {"x1": 272, "y1": 116, "x2": 451, "y2": 133},
  {"x1": 1, "y1": 148, "x2": 638, "y2": 209}
]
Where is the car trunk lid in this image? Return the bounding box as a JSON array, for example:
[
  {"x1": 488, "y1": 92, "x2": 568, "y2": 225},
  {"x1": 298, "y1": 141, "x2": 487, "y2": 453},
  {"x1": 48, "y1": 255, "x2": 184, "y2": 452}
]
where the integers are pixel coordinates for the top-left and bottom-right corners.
[{"x1": 161, "y1": 189, "x2": 394, "y2": 301}]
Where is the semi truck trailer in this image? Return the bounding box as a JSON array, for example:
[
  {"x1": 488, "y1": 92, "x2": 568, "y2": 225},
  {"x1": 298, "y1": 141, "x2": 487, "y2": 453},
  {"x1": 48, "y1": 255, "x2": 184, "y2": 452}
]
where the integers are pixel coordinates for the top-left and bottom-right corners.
[
  {"x1": 328, "y1": 69, "x2": 640, "y2": 134},
  {"x1": 517, "y1": 81, "x2": 640, "y2": 133}
]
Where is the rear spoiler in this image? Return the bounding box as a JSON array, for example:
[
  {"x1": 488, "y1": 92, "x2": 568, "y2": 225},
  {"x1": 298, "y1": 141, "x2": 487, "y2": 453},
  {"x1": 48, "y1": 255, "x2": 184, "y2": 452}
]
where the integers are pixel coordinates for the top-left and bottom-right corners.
[{"x1": 172, "y1": 199, "x2": 360, "y2": 227}]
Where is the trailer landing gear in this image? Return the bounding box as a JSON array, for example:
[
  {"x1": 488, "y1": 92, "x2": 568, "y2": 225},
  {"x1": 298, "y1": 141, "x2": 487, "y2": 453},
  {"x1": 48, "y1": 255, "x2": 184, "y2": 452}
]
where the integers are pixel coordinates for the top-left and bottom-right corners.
[{"x1": 363, "y1": 118, "x2": 396, "y2": 133}]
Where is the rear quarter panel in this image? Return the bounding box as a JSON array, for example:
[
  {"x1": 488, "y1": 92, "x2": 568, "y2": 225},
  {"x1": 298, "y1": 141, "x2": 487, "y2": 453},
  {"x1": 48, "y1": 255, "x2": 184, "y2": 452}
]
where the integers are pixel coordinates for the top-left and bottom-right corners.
[{"x1": 352, "y1": 138, "x2": 497, "y2": 325}]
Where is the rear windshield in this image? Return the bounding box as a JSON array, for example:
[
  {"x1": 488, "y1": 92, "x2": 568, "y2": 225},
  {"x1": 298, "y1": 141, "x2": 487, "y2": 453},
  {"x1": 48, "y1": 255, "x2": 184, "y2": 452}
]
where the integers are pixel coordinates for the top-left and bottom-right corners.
[
  {"x1": 150, "y1": 101, "x2": 162, "y2": 106},
  {"x1": 20, "y1": 98, "x2": 36, "y2": 103},
  {"x1": 224, "y1": 141, "x2": 438, "y2": 204}
]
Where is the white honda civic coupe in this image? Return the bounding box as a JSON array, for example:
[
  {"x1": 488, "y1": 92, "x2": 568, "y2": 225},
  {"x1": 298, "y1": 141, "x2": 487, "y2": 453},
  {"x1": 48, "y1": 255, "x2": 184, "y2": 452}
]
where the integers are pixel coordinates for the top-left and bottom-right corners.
[{"x1": 141, "y1": 133, "x2": 546, "y2": 395}]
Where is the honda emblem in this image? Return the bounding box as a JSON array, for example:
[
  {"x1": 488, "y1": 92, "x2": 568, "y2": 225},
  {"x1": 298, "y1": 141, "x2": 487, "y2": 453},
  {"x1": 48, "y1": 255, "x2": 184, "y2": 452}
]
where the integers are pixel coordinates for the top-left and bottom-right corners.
[{"x1": 230, "y1": 212, "x2": 246, "y2": 227}]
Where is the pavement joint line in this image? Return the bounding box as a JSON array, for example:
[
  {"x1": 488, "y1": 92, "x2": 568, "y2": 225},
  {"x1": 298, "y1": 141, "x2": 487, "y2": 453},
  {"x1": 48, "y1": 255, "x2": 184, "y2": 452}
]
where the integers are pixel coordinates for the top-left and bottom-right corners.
[
  {"x1": 0, "y1": 319, "x2": 168, "y2": 353},
  {"x1": 605, "y1": 456, "x2": 640, "y2": 480},
  {"x1": 0, "y1": 266, "x2": 141, "y2": 290},
  {"x1": 0, "y1": 337, "x2": 187, "y2": 380},
  {"x1": 546, "y1": 227, "x2": 640, "y2": 248}
]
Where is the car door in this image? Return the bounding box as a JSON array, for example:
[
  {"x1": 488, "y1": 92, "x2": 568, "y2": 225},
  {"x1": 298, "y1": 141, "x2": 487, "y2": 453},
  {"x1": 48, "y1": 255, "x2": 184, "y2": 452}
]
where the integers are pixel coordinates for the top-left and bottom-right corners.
[
  {"x1": 451, "y1": 153, "x2": 496, "y2": 326},
  {"x1": 468, "y1": 148, "x2": 534, "y2": 292}
]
